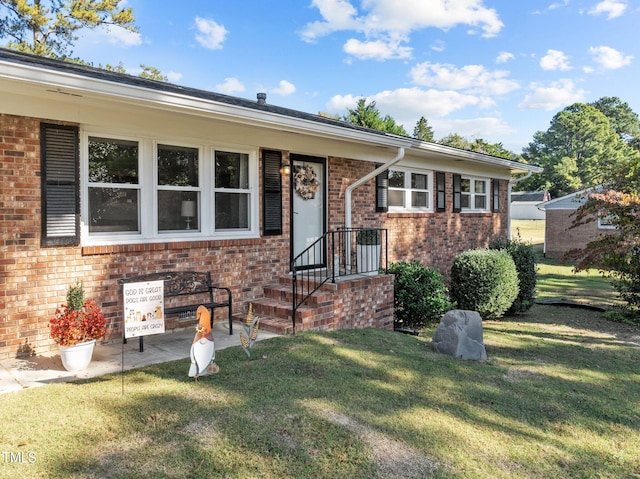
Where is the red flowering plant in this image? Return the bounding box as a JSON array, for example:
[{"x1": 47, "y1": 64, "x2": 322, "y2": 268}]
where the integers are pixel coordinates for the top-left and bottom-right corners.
[{"x1": 49, "y1": 282, "x2": 107, "y2": 347}]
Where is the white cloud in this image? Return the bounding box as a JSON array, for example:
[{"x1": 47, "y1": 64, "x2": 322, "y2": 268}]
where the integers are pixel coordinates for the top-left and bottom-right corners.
[
  {"x1": 549, "y1": 0, "x2": 570, "y2": 10},
  {"x1": 588, "y1": 0, "x2": 627, "y2": 19},
  {"x1": 327, "y1": 89, "x2": 514, "y2": 141},
  {"x1": 518, "y1": 79, "x2": 587, "y2": 111},
  {"x1": 166, "y1": 71, "x2": 183, "y2": 83},
  {"x1": 431, "y1": 40, "x2": 446, "y2": 52},
  {"x1": 410, "y1": 62, "x2": 519, "y2": 96},
  {"x1": 103, "y1": 25, "x2": 142, "y2": 47},
  {"x1": 300, "y1": 0, "x2": 359, "y2": 42},
  {"x1": 343, "y1": 37, "x2": 412, "y2": 60},
  {"x1": 540, "y1": 49, "x2": 571, "y2": 71},
  {"x1": 434, "y1": 117, "x2": 516, "y2": 139},
  {"x1": 327, "y1": 87, "x2": 489, "y2": 121},
  {"x1": 83, "y1": 25, "x2": 142, "y2": 47},
  {"x1": 496, "y1": 51, "x2": 514, "y2": 64},
  {"x1": 271, "y1": 80, "x2": 296, "y2": 96},
  {"x1": 589, "y1": 45, "x2": 633, "y2": 69},
  {"x1": 194, "y1": 17, "x2": 228, "y2": 50},
  {"x1": 216, "y1": 77, "x2": 245, "y2": 94},
  {"x1": 301, "y1": 0, "x2": 503, "y2": 61}
]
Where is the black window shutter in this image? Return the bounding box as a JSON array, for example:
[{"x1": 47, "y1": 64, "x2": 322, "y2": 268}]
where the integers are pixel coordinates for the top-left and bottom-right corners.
[
  {"x1": 262, "y1": 150, "x2": 283, "y2": 235},
  {"x1": 41, "y1": 123, "x2": 79, "y2": 246},
  {"x1": 492, "y1": 179, "x2": 500, "y2": 212},
  {"x1": 436, "y1": 172, "x2": 446, "y2": 212},
  {"x1": 376, "y1": 167, "x2": 388, "y2": 212},
  {"x1": 453, "y1": 174, "x2": 461, "y2": 213}
]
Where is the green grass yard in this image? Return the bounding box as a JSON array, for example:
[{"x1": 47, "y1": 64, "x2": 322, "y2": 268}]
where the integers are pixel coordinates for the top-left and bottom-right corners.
[{"x1": 1, "y1": 252, "x2": 638, "y2": 478}]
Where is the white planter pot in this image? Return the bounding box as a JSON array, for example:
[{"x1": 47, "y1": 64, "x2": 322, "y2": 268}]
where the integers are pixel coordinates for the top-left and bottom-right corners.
[
  {"x1": 59, "y1": 340, "x2": 96, "y2": 372},
  {"x1": 356, "y1": 244, "x2": 381, "y2": 275}
]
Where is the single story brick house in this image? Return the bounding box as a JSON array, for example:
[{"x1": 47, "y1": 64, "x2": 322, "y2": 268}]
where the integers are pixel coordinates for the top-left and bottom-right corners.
[
  {"x1": 537, "y1": 188, "x2": 615, "y2": 259},
  {"x1": 0, "y1": 49, "x2": 541, "y2": 359}
]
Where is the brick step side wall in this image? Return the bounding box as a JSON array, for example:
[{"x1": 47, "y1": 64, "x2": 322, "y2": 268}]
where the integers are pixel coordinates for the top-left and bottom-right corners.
[{"x1": 233, "y1": 274, "x2": 395, "y2": 337}]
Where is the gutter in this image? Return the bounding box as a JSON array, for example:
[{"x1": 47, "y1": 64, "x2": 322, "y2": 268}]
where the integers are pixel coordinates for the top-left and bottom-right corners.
[{"x1": 345, "y1": 147, "x2": 405, "y2": 229}]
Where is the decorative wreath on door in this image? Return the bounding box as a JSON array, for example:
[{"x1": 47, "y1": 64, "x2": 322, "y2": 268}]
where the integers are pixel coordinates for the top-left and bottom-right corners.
[{"x1": 293, "y1": 165, "x2": 319, "y2": 200}]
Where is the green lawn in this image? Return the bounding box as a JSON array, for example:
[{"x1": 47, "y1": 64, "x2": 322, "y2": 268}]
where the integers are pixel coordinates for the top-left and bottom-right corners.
[
  {"x1": 1, "y1": 261, "x2": 639, "y2": 478},
  {"x1": 510, "y1": 219, "x2": 545, "y2": 247}
]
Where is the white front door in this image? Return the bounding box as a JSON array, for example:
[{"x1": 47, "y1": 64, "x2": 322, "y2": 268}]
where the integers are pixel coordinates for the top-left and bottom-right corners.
[{"x1": 291, "y1": 155, "x2": 326, "y2": 268}]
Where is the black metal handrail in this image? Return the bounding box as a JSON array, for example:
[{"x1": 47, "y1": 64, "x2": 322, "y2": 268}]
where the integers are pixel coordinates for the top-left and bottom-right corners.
[{"x1": 290, "y1": 227, "x2": 387, "y2": 334}]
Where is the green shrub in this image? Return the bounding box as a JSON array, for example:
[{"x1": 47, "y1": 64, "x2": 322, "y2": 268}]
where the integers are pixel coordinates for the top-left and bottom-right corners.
[
  {"x1": 388, "y1": 260, "x2": 453, "y2": 330},
  {"x1": 450, "y1": 249, "x2": 519, "y2": 320},
  {"x1": 489, "y1": 236, "x2": 537, "y2": 314}
]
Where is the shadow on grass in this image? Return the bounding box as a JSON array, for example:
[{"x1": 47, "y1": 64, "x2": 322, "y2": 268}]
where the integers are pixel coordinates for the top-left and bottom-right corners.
[{"x1": 7, "y1": 316, "x2": 640, "y2": 478}]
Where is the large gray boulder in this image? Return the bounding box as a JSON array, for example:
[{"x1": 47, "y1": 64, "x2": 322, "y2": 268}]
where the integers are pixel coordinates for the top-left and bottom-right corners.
[{"x1": 431, "y1": 310, "x2": 487, "y2": 360}]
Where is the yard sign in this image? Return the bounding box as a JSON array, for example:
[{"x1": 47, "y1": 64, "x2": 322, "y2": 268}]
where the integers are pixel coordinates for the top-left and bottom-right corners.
[{"x1": 123, "y1": 280, "x2": 165, "y2": 338}]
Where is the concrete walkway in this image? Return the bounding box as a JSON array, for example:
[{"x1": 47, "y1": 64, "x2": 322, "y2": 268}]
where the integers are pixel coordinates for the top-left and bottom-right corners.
[{"x1": 0, "y1": 322, "x2": 279, "y2": 395}]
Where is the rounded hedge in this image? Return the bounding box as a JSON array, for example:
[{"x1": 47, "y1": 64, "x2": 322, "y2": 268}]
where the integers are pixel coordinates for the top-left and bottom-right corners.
[
  {"x1": 388, "y1": 260, "x2": 453, "y2": 330},
  {"x1": 450, "y1": 249, "x2": 519, "y2": 320},
  {"x1": 489, "y1": 236, "x2": 537, "y2": 314}
]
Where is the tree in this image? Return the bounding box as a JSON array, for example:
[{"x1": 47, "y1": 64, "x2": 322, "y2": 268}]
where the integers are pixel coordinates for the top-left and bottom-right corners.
[
  {"x1": 438, "y1": 133, "x2": 470, "y2": 150},
  {"x1": 413, "y1": 116, "x2": 434, "y2": 142},
  {"x1": 103, "y1": 62, "x2": 167, "y2": 82},
  {"x1": 571, "y1": 186, "x2": 640, "y2": 315},
  {"x1": 517, "y1": 102, "x2": 636, "y2": 197},
  {"x1": 567, "y1": 120, "x2": 640, "y2": 315},
  {"x1": 590, "y1": 96, "x2": 640, "y2": 146},
  {"x1": 437, "y1": 133, "x2": 514, "y2": 159},
  {"x1": 342, "y1": 98, "x2": 408, "y2": 136},
  {"x1": 0, "y1": 0, "x2": 136, "y2": 59}
]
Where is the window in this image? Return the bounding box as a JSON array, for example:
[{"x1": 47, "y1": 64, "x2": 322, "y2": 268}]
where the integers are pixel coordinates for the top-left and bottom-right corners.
[
  {"x1": 83, "y1": 133, "x2": 257, "y2": 244},
  {"x1": 388, "y1": 169, "x2": 432, "y2": 211},
  {"x1": 88, "y1": 136, "x2": 140, "y2": 233},
  {"x1": 157, "y1": 144, "x2": 200, "y2": 232},
  {"x1": 459, "y1": 176, "x2": 489, "y2": 212},
  {"x1": 598, "y1": 210, "x2": 617, "y2": 229},
  {"x1": 214, "y1": 151, "x2": 250, "y2": 230}
]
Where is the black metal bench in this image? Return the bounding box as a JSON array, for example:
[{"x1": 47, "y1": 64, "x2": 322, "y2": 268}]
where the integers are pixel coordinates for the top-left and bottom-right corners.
[{"x1": 119, "y1": 271, "x2": 232, "y2": 351}]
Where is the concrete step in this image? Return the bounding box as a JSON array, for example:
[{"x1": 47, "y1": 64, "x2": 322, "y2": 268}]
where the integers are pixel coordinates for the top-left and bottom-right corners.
[{"x1": 232, "y1": 313, "x2": 293, "y2": 335}]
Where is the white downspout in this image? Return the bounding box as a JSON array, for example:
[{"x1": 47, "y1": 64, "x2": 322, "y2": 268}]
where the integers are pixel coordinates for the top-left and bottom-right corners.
[
  {"x1": 345, "y1": 147, "x2": 405, "y2": 230},
  {"x1": 343, "y1": 147, "x2": 405, "y2": 272},
  {"x1": 507, "y1": 170, "x2": 533, "y2": 239}
]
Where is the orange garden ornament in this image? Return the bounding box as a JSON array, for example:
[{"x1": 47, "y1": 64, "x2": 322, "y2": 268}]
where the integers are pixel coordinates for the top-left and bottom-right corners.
[{"x1": 188, "y1": 306, "x2": 219, "y2": 378}]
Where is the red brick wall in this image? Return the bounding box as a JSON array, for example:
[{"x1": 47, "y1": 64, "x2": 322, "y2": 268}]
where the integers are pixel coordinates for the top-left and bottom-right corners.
[
  {"x1": 544, "y1": 209, "x2": 610, "y2": 260},
  {"x1": 0, "y1": 114, "x2": 292, "y2": 359},
  {"x1": 328, "y1": 157, "x2": 509, "y2": 275}
]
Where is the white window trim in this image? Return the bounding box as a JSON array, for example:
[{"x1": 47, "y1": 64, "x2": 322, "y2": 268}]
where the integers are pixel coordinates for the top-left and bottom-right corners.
[
  {"x1": 388, "y1": 168, "x2": 433, "y2": 213},
  {"x1": 81, "y1": 130, "x2": 259, "y2": 246},
  {"x1": 460, "y1": 176, "x2": 490, "y2": 213},
  {"x1": 597, "y1": 210, "x2": 617, "y2": 230}
]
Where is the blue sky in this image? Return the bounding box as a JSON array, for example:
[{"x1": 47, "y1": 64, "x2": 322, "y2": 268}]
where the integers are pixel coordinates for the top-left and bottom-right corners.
[{"x1": 71, "y1": 0, "x2": 639, "y2": 153}]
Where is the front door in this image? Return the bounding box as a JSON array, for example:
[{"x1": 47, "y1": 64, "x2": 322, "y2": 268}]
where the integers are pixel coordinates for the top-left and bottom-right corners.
[{"x1": 290, "y1": 154, "x2": 326, "y2": 269}]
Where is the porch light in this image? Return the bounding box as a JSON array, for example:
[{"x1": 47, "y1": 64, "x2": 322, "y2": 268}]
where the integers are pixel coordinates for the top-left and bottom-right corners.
[{"x1": 280, "y1": 162, "x2": 290, "y2": 176}]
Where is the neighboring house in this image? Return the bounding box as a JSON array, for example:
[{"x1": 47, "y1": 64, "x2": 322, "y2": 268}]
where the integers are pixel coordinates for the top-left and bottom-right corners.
[
  {"x1": 510, "y1": 190, "x2": 550, "y2": 220},
  {"x1": 0, "y1": 49, "x2": 541, "y2": 359},
  {"x1": 538, "y1": 188, "x2": 615, "y2": 260}
]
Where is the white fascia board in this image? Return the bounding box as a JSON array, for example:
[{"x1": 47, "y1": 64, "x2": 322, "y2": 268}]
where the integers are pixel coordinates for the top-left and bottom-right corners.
[{"x1": 0, "y1": 60, "x2": 412, "y2": 149}]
